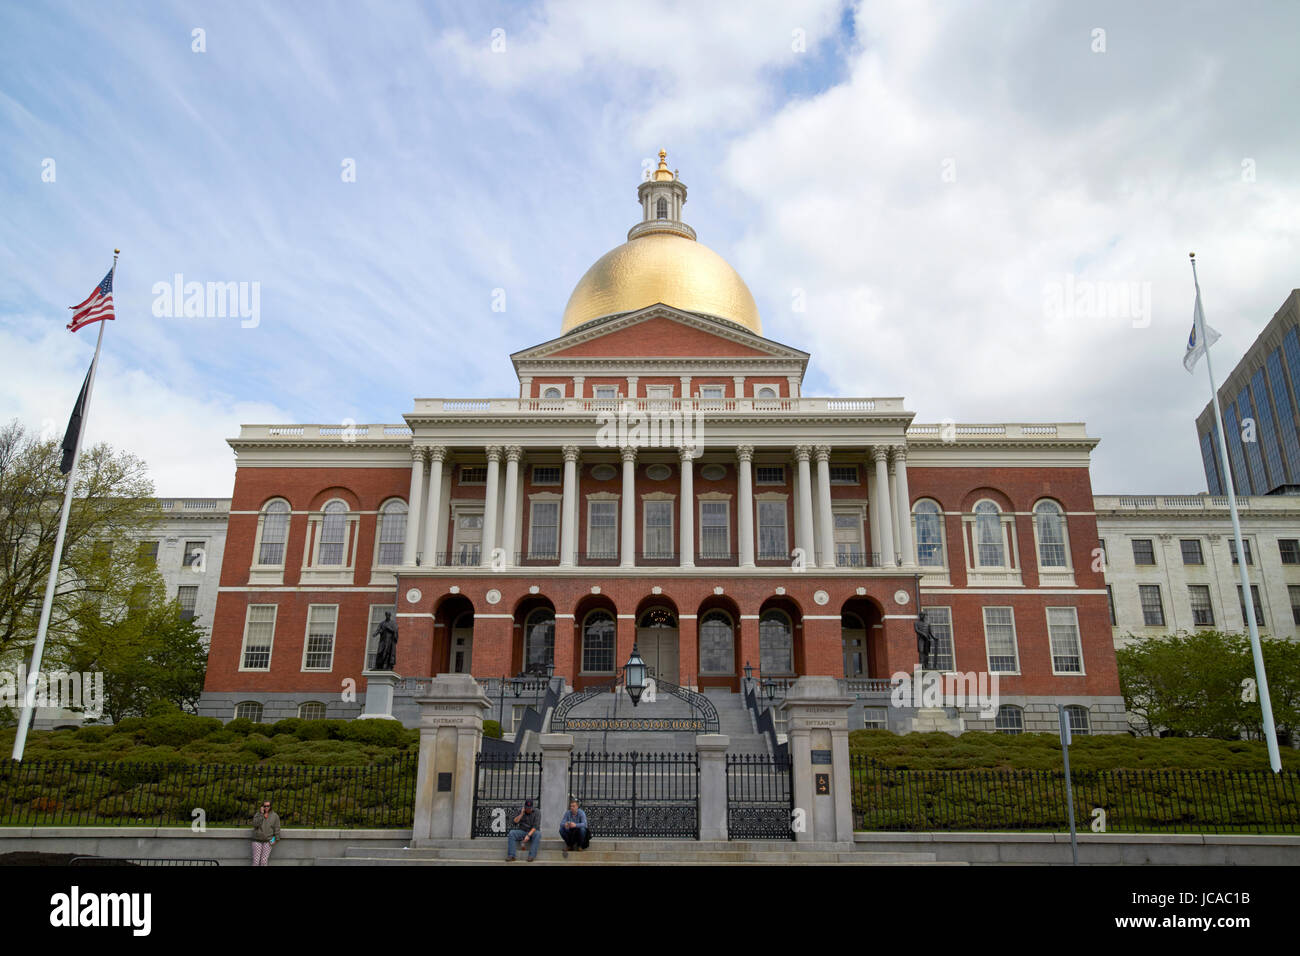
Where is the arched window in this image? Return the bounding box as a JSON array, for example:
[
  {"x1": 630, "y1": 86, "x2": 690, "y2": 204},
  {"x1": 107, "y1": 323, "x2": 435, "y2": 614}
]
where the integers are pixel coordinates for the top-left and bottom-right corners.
[
  {"x1": 656, "y1": 197, "x2": 668, "y2": 219},
  {"x1": 1064, "y1": 704, "x2": 1091, "y2": 736},
  {"x1": 638, "y1": 606, "x2": 677, "y2": 628},
  {"x1": 699, "y1": 610, "x2": 734, "y2": 675},
  {"x1": 525, "y1": 608, "x2": 555, "y2": 673},
  {"x1": 257, "y1": 500, "x2": 290, "y2": 565},
  {"x1": 542, "y1": 386, "x2": 562, "y2": 399},
  {"x1": 757, "y1": 386, "x2": 777, "y2": 399},
  {"x1": 317, "y1": 500, "x2": 348, "y2": 565},
  {"x1": 298, "y1": 701, "x2": 327, "y2": 720},
  {"x1": 582, "y1": 610, "x2": 615, "y2": 674},
  {"x1": 994, "y1": 705, "x2": 1023, "y2": 735},
  {"x1": 1033, "y1": 500, "x2": 1068, "y2": 568},
  {"x1": 912, "y1": 499, "x2": 945, "y2": 567},
  {"x1": 234, "y1": 701, "x2": 263, "y2": 722},
  {"x1": 377, "y1": 500, "x2": 407, "y2": 565},
  {"x1": 973, "y1": 500, "x2": 1005, "y2": 567},
  {"x1": 759, "y1": 610, "x2": 794, "y2": 675}
]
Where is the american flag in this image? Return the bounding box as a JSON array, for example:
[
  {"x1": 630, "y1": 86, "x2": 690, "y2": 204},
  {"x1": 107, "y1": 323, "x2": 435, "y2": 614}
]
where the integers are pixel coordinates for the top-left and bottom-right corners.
[{"x1": 67, "y1": 268, "x2": 115, "y2": 332}]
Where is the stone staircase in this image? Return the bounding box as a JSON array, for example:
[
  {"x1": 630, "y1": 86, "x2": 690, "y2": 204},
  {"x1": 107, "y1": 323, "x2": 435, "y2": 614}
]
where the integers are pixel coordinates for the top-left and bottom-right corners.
[
  {"x1": 317, "y1": 838, "x2": 963, "y2": 866},
  {"x1": 563, "y1": 687, "x2": 768, "y2": 754}
]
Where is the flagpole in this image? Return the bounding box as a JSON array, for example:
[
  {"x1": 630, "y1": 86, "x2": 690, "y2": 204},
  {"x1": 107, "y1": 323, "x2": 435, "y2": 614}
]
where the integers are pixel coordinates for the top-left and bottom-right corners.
[
  {"x1": 11, "y1": 251, "x2": 116, "y2": 761},
  {"x1": 1191, "y1": 252, "x2": 1281, "y2": 772}
]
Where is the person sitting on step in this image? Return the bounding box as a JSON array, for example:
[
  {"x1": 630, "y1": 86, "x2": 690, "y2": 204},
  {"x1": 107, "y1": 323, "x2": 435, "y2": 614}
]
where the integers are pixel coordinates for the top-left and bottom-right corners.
[
  {"x1": 559, "y1": 799, "x2": 589, "y2": 858},
  {"x1": 506, "y1": 799, "x2": 540, "y2": 862}
]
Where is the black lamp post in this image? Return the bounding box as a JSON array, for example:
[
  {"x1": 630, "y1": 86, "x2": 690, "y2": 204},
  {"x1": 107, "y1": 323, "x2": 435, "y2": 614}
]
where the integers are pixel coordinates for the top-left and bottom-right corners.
[
  {"x1": 744, "y1": 660, "x2": 753, "y2": 682},
  {"x1": 624, "y1": 643, "x2": 648, "y2": 707}
]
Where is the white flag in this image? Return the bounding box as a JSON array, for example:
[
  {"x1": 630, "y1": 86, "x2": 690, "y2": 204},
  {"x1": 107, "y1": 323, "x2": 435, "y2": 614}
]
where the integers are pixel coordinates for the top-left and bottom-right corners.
[{"x1": 1183, "y1": 287, "x2": 1221, "y2": 372}]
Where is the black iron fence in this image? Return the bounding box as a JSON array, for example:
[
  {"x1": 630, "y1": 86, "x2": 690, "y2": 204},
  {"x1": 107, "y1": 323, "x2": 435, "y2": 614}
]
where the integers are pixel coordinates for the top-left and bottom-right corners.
[
  {"x1": 569, "y1": 751, "x2": 698, "y2": 838},
  {"x1": 726, "y1": 753, "x2": 794, "y2": 840},
  {"x1": 850, "y1": 755, "x2": 1300, "y2": 833},
  {"x1": 471, "y1": 752, "x2": 542, "y2": 837},
  {"x1": 0, "y1": 757, "x2": 417, "y2": 828}
]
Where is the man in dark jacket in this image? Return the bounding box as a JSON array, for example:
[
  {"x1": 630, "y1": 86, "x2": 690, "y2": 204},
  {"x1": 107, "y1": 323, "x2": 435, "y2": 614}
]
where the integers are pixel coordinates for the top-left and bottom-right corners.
[
  {"x1": 250, "y1": 798, "x2": 281, "y2": 866},
  {"x1": 507, "y1": 799, "x2": 540, "y2": 861}
]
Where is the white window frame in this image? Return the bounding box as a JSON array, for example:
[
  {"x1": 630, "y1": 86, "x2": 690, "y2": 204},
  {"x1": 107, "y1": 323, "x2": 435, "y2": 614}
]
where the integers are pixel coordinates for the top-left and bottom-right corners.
[
  {"x1": 301, "y1": 604, "x2": 338, "y2": 672},
  {"x1": 758, "y1": 609, "x2": 795, "y2": 676},
  {"x1": 541, "y1": 385, "x2": 564, "y2": 400},
  {"x1": 912, "y1": 499, "x2": 947, "y2": 570},
  {"x1": 1046, "y1": 606, "x2": 1084, "y2": 675},
  {"x1": 699, "y1": 609, "x2": 736, "y2": 676},
  {"x1": 699, "y1": 385, "x2": 725, "y2": 399},
  {"x1": 450, "y1": 503, "x2": 485, "y2": 565},
  {"x1": 831, "y1": 506, "x2": 865, "y2": 566},
  {"x1": 829, "y1": 465, "x2": 859, "y2": 485},
  {"x1": 373, "y1": 498, "x2": 408, "y2": 568},
  {"x1": 580, "y1": 609, "x2": 616, "y2": 675},
  {"x1": 531, "y1": 465, "x2": 562, "y2": 486},
  {"x1": 994, "y1": 705, "x2": 1024, "y2": 734},
  {"x1": 238, "y1": 604, "x2": 278, "y2": 672},
  {"x1": 755, "y1": 495, "x2": 788, "y2": 560},
  {"x1": 1032, "y1": 499, "x2": 1073, "y2": 584},
  {"x1": 528, "y1": 494, "x2": 561, "y2": 559},
  {"x1": 923, "y1": 606, "x2": 955, "y2": 671},
  {"x1": 1188, "y1": 585, "x2": 1215, "y2": 627},
  {"x1": 177, "y1": 584, "x2": 199, "y2": 621},
  {"x1": 1064, "y1": 705, "x2": 1091, "y2": 736},
  {"x1": 755, "y1": 385, "x2": 778, "y2": 399},
  {"x1": 586, "y1": 496, "x2": 619, "y2": 558},
  {"x1": 642, "y1": 495, "x2": 675, "y2": 558},
  {"x1": 593, "y1": 385, "x2": 618, "y2": 400},
  {"x1": 982, "y1": 606, "x2": 1020, "y2": 674},
  {"x1": 252, "y1": 499, "x2": 292, "y2": 574},
  {"x1": 755, "y1": 465, "x2": 785, "y2": 485},
  {"x1": 1138, "y1": 584, "x2": 1165, "y2": 627},
  {"x1": 645, "y1": 385, "x2": 674, "y2": 400},
  {"x1": 970, "y1": 500, "x2": 1010, "y2": 569},
  {"x1": 234, "y1": 701, "x2": 263, "y2": 722},
  {"x1": 698, "y1": 496, "x2": 731, "y2": 559},
  {"x1": 298, "y1": 701, "x2": 327, "y2": 720}
]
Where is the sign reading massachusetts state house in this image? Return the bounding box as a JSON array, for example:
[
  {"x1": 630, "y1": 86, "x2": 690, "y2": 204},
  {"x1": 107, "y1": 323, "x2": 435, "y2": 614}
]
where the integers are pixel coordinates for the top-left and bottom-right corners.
[{"x1": 563, "y1": 716, "x2": 708, "y2": 732}]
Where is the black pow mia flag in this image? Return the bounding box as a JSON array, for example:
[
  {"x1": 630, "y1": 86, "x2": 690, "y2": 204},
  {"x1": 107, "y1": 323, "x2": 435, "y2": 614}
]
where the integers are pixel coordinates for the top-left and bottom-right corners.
[{"x1": 60, "y1": 362, "x2": 93, "y2": 475}]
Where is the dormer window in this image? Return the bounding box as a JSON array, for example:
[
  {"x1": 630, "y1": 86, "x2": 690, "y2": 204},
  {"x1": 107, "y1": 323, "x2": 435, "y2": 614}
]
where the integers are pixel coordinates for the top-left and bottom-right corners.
[{"x1": 656, "y1": 198, "x2": 668, "y2": 219}]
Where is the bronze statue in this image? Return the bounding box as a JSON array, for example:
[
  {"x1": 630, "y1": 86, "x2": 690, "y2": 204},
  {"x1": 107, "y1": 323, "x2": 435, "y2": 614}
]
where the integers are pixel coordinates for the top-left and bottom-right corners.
[
  {"x1": 371, "y1": 612, "x2": 399, "y2": 672},
  {"x1": 914, "y1": 609, "x2": 935, "y2": 670}
]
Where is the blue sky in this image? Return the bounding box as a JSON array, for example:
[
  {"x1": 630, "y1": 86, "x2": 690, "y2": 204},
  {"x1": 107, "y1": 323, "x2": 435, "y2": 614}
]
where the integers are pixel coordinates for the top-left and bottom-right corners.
[{"x1": 2, "y1": 0, "x2": 1299, "y2": 495}]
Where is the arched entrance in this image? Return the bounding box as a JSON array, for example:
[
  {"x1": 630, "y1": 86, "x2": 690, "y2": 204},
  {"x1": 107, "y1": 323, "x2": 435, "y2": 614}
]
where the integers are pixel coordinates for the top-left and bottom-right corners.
[
  {"x1": 841, "y1": 612, "x2": 867, "y2": 677},
  {"x1": 841, "y1": 597, "x2": 884, "y2": 678},
  {"x1": 433, "y1": 594, "x2": 475, "y2": 674},
  {"x1": 450, "y1": 611, "x2": 474, "y2": 673},
  {"x1": 636, "y1": 604, "x2": 679, "y2": 683}
]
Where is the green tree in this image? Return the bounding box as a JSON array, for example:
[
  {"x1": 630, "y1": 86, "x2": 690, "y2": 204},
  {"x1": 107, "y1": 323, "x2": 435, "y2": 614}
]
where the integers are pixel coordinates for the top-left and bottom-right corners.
[{"x1": 0, "y1": 419, "x2": 158, "y2": 666}]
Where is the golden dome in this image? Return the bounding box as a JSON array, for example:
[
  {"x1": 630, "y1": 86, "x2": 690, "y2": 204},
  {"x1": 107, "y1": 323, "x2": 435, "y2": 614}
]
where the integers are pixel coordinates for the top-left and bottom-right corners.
[
  {"x1": 560, "y1": 232, "x2": 762, "y2": 335},
  {"x1": 652, "y1": 148, "x2": 675, "y2": 182}
]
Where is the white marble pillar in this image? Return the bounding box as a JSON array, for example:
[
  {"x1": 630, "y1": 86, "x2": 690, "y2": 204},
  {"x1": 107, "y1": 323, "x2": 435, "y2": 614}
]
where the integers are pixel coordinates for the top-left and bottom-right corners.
[
  {"x1": 893, "y1": 445, "x2": 914, "y2": 566},
  {"x1": 500, "y1": 446, "x2": 522, "y2": 569},
  {"x1": 737, "y1": 444, "x2": 755, "y2": 568},
  {"x1": 423, "y1": 447, "x2": 446, "y2": 566},
  {"x1": 815, "y1": 444, "x2": 835, "y2": 568},
  {"x1": 481, "y1": 446, "x2": 502, "y2": 568},
  {"x1": 872, "y1": 445, "x2": 895, "y2": 567},
  {"x1": 560, "y1": 445, "x2": 579, "y2": 567},
  {"x1": 679, "y1": 446, "x2": 695, "y2": 568},
  {"x1": 620, "y1": 446, "x2": 637, "y2": 568},
  {"x1": 866, "y1": 454, "x2": 881, "y2": 562},
  {"x1": 794, "y1": 444, "x2": 815, "y2": 565},
  {"x1": 888, "y1": 456, "x2": 902, "y2": 567},
  {"x1": 403, "y1": 447, "x2": 427, "y2": 566}
]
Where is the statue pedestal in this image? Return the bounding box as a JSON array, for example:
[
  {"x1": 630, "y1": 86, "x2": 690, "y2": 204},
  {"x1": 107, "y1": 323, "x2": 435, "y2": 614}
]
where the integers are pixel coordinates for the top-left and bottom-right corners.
[
  {"x1": 912, "y1": 706, "x2": 964, "y2": 736},
  {"x1": 359, "y1": 670, "x2": 400, "y2": 720}
]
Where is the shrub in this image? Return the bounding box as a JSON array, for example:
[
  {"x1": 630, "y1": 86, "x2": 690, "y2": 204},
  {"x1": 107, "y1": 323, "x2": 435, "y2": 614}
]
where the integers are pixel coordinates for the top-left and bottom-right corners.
[
  {"x1": 138, "y1": 712, "x2": 224, "y2": 747},
  {"x1": 483, "y1": 720, "x2": 503, "y2": 739},
  {"x1": 240, "y1": 735, "x2": 275, "y2": 759},
  {"x1": 340, "y1": 719, "x2": 413, "y2": 748}
]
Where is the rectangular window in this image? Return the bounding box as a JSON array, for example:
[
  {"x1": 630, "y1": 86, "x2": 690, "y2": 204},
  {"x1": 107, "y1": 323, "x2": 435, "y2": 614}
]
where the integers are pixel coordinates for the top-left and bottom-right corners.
[
  {"x1": 925, "y1": 607, "x2": 955, "y2": 671},
  {"x1": 1132, "y1": 539, "x2": 1156, "y2": 566},
  {"x1": 699, "y1": 385, "x2": 725, "y2": 399},
  {"x1": 452, "y1": 511, "x2": 483, "y2": 565},
  {"x1": 177, "y1": 585, "x2": 198, "y2": 621},
  {"x1": 829, "y1": 465, "x2": 859, "y2": 484},
  {"x1": 365, "y1": 605, "x2": 395, "y2": 670},
  {"x1": 1289, "y1": 585, "x2": 1300, "y2": 625},
  {"x1": 303, "y1": 605, "x2": 338, "y2": 671},
  {"x1": 1188, "y1": 585, "x2": 1215, "y2": 626},
  {"x1": 528, "y1": 501, "x2": 559, "y2": 558},
  {"x1": 582, "y1": 624, "x2": 615, "y2": 673},
  {"x1": 1180, "y1": 539, "x2": 1203, "y2": 565},
  {"x1": 587, "y1": 500, "x2": 617, "y2": 557},
  {"x1": 182, "y1": 540, "x2": 205, "y2": 569},
  {"x1": 1098, "y1": 539, "x2": 1107, "y2": 566},
  {"x1": 833, "y1": 511, "x2": 863, "y2": 566},
  {"x1": 593, "y1": 386, "x2": 617, "y2": 400},
  {"x1": 1139, "y1": 585, "x2": 1165, "y2": 627},
  {"x1": 757, "y1": 500, "x2": 788, "y2": 560},
  {"x1": 983, "y1": 607, "x2": 1019, "y2": 673},
  {"x1": 512, "y1": 704, "x2": 530, "y2": 734},
  {"x1": 644, "y1": 500, "x2": 674, "y2": 558},
  {"x1": 862, "y1": 707, "x2": 888, "y2": 730},
  {"x1": 755, "y1": 466, "x2": 785, "y2": 485},
  {"x1": 240, "y1": 605, "x2": 277, "y2": 670},
  {"x1": 1047, "y1": 607, "x2": 1083, "y2": 674},
  {"x1": 1237, "y1": 584, "x2": 1265, "y2": 626},
  {"x1": 1280, "y1": 539, "x2": 1300, "y2": 565},
  {"x1": 138, "y1": 541, "x2": 159, "y2": 564},
  {"x1": 532, "y1": 465, "x2": 562, "y2": 485},
  {"x1": 699, "y1": 501, "x2": 729, "y2": 558},
  {"x1": 459, "y1": 466, "x2": 487, "y2": 485},
  {"x1": 1229, "y1": 538, "x2": 1253, "y2": 565},
  {"x1": 1106, "y1": 585, "x2": 1116, "y2": 626}
]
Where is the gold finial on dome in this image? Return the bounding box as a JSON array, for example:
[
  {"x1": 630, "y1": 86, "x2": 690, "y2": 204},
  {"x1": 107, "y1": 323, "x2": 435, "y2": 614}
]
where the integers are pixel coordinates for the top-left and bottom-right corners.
[{"x1": 653, "y1": 148, "x2": 674, "y2": 182}]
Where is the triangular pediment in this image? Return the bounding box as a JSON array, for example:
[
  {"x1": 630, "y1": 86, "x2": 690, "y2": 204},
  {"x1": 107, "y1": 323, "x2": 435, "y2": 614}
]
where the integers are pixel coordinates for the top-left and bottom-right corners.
[{"x1": 511, "y1": 305, "x2": 809, "y2": 364}]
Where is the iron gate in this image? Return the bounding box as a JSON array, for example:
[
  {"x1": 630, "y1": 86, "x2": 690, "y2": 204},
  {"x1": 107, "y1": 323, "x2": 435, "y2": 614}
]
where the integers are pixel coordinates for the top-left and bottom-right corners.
[
  {"x1": 726, "y1": 753, "x2": 794, "y2": 840},
  {"x1": 569, "y1": 751, "x2": 698, "y2": 838},
  {"x1": 471, "y1": 752, "x2": 541, "y2": 837}
]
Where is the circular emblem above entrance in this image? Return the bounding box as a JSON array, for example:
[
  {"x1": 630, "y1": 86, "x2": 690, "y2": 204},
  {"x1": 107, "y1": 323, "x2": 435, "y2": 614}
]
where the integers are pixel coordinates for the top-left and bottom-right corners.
[
  {"x1": 813, "y1": 589, "x2": 829, "y2": 606},
  {"x1": 405, "y1": 588, "x2": 422, "y2": 605},
  {"x1": 485, "y1": 589, "x2": 502, "y2": 605},
  {"x1": 893, "y1": 589, "x2": 910, "y2": 606}
]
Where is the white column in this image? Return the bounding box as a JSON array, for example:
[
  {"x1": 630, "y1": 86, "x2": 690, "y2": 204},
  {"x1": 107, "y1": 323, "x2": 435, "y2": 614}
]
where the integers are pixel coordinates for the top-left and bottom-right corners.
[
  {"x1": 872, "y1": 445, "x2": 895, "y2": 567},
  {"x1": 626, "y1": 376, "x2": 638, "y2": 399},
  {"x1": 894, "y1": 445, "x2": 914, "y2": 566},
  {"x1": 501, "y1": 446, "x2": 522, "y2": 569},
  {"x1": 481, "y1": 446, "x2": 502, "y2": 567},
  {"x1": 866, "y1": 454, "x2": 881, "y2": 561},
  {"x1": 422, "y1": 446, "x2": 446, "y2": 565},
  {"x1": 573, "y1": 376, "x2": 585, "y2": 399},
  {"x1": 680, "y1": 375, "x2": 692, "y2": 399},
  {"x1": 787, "y1": 376, "x2": 801, "y2": 399},
  {"x1": 794, "y1": 445, "x2": 815, "y2": 565},
  {"x1": 403, "y1": 447, "x2": 427, "y2": 566},
  {"x1": 519, "y1": 377, "x2": 532, "y2": 400},
  {"x1": 815, "y1": 444, "x2": 835, "y2": 568},
  {"x1": 679, "y1": 447, "x2": 695, "y2": 568},
  {"x1": 620, "y1": 446, "x2": 637, "y2": 568},
  {"x1": 888, "y1": 456, "x2": 902, "y2": 566},
  {"x1": 733, "y1": 376, "x2": 746, "y2": 399},
  {"x1": 560, "y1": 445, "x2": 579, "y2": 567},
  {"x1": 737, "y1": 444, "x2": 755, "y2": 568}
]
